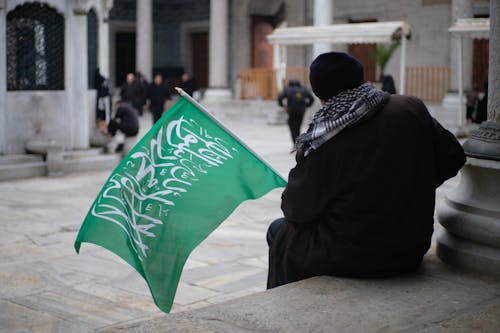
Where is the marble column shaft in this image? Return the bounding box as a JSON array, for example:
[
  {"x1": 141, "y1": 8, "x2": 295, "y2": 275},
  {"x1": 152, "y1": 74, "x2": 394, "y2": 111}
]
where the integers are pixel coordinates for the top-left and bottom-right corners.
[
  {"x1": 70, "y1": 12, "x2": 90, "y2": 149},
  {"x1": 450, "y1": 0, "x2": 473, "y2": 91},
  {"x1": 98, "y1": 16, "x2": 110, "y2": 78},
  {"x1": 209, "y1": 0, "x2": 228, "y2": 88},
  {"x1": 488, "y1": 0, "x2": 500, "y2": 122},
  {"x1": 136, "y1": 0, "x2": 153, "y2": 80},
  {"x1": 0, "y1": 3, "x2": 6, "y2": 154},
  {"x1": 313, "y1": 0, "x2": 333, "y2": 58}
]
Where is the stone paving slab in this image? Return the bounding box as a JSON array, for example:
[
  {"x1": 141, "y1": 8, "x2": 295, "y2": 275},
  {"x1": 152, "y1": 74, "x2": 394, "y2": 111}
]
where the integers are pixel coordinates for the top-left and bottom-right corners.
[{"x1": 97, "y1": 254, "x2": 500, "y2": 333}]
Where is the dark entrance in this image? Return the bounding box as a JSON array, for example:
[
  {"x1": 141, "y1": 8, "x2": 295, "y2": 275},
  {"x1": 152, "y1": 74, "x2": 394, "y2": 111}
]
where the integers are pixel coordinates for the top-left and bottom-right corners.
[
  {"x1": 473, "y1": 38, "x2": 489, "y2": 92},
  {"x1": 115, "y1": 31, "x2": 136, "y2": 86},
  {"x1": 190, "y1": 32, "x2": 208, "y2": 89},
  {"x1": 251, "y1": 15, "x2": 275, "y2": 68}
]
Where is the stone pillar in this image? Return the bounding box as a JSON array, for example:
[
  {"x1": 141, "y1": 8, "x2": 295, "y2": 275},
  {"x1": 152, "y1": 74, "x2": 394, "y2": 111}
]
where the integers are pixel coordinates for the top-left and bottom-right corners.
[
  {"x1": 68, "y1": 4, "x2": 90, "y2": 149},
  {"x1": 442, "y1": 0, "x2": 473, "y2": 129},
  {"x1": 136, "y1": 0, "x2": 153, "y2": 80},
  {"x1": 313, "y1": 0, "x2": 333, "y2": 58},
  {"x1": 98, "y1": 10, "x2": 111, "y2": 77},
  {"x1": 0, "y1": 1, "x2": 6, "y2": 154},
  {"x1": 437, "y1": 1, "x2": 500, "y2": 275},
  {"x1": 204, "y1": 0, "x2": 231, "y2": 100},
  {"x1": 450, "y1": 0, "x2": 473, "y2": 91}
]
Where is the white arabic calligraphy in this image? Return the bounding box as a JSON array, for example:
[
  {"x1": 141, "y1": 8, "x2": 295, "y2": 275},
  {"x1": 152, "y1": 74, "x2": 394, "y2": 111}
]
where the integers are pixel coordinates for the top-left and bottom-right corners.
[{"x1": 91, "y1": 116, "x2": 238, "y2": 259}]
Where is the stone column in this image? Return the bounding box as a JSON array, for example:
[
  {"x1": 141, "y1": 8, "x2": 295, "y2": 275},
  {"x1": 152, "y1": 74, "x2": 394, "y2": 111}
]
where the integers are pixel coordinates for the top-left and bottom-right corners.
[
  {"x1": 98, "y1": 5, "x2": 111, "y2": 78},
  {"x1": 68, "y1": 3, "x2": 90, "y2": 149},
  {"x1": 136, "y1": 0, "x2": 153, "y2": 80},
  {"x1": 0, "y1": 1, "x2": 6, "y2": 154},
  {"x1": 450, "y1": 0, "x2": 473, "y2": 91},
  {"x1": 313, "y1": 0, "x2": 333, "y2": 58},
  {"x1": 204, "y1": 0, "x2": 231, "y2": 100},
  {"x1": 442, "y1": 0, "x2": 473, "y2": 129},
  {"x1": 437, "y1": 1, "x2": 500, "y2": 275}
]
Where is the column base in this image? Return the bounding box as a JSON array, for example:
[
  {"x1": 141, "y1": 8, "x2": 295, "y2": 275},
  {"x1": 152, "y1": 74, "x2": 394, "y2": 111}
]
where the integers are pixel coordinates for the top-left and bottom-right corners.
[
  {"x1": 436, "y1": 157, "x2": 500, "y2": 276},
  {"x1": 203, "y1": 88, "x2": 232, "y2": 101},
  {"x1": 437, "y1": 228, "x2": 500, "y2": 276},
  {"x1": 440, "y1": 92, "x2": 469, "y2": 136}
]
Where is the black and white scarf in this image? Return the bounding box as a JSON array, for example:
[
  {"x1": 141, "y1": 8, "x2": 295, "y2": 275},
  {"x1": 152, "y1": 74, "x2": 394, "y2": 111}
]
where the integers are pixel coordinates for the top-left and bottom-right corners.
[{"x1": 295, "y1": 83, "x2": 390, "y2": 156}]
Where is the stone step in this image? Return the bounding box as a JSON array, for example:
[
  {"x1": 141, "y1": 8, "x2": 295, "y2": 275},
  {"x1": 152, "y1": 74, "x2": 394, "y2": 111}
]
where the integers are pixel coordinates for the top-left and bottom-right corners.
[
  {"x1": 0, "y1": 154, "x2": 44, "y2": 165},
  {"x1": 63, "y1": 148, "x2": 105, "y2": 159},
  {"x1": 97, "y1": 254, "x2": 500, "y2": 333},
  {"x1": 63, "y1": 152, "x2": 121, "y2": 174},
  {"x1": 0, "y1": 161, "x2": 46, "y2": 181}
]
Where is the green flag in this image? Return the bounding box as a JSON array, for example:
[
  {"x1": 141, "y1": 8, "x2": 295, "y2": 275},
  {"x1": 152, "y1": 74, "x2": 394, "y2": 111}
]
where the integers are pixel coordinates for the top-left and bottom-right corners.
[{"x1": 74, "y1": 93, "x2": 287, "y2": 313}]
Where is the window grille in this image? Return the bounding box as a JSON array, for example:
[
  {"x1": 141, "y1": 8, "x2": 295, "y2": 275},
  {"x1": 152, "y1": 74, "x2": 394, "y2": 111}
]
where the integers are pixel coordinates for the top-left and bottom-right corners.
[
  {"x1": 7, "y1": 3, "x2": 65, "y2": 91},
  {"x1": 87, "y1": 9, "x2": 98, "y2": 89}
]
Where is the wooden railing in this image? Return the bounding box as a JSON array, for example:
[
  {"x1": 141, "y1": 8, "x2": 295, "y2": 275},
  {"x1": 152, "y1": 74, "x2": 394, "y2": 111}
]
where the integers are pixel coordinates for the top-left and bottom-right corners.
[
  {"x1": 239, "y1": 66, "x2": 451, "y2": 102},
  {"x1": 405, "y1": 66, "x2": 450, "y2": 102},
  {"x1": 238, "y1": 67, "x2": 310, "y2": 100}
]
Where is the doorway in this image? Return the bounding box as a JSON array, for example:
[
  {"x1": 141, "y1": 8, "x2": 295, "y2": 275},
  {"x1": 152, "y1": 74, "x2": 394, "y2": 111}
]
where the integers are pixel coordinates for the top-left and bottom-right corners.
[
  {"x1": 251, "y1": 15, "x2": 275, "y2": 68},
  {"x1": 190, "y1": 32, "x2": 208, "y2": 89},
  {"x1": 115, "y1": 31, "x2": 136, "y2": 86}
]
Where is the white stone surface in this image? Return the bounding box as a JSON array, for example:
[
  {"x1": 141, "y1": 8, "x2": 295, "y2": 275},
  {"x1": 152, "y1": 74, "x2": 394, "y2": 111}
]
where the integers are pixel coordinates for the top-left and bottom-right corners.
[
  {"x1": 0, "y1": 4, "x2": 6, "y2": 155},
  {"x1": 209, "y1": 0, "x2": 228, "y2": 89},
  {"x1": 136, "y1": 0, "x2": 153, "y2": 80},
  {"x1": 450, "y1": 0, "x2": 473, "y2": 91},
  {"x1": 313, "y1": 0, "x2": 333, "y2": 57}
]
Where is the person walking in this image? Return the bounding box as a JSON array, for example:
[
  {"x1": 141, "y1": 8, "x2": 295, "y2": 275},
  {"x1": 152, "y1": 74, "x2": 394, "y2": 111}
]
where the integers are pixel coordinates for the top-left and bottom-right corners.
[
  {"x1": 267, "y1": 52, "x2": 466, "y2": 289},
  {"x1": 148, "y1": 73, "x2": 171, "y2": 124},
  {"x1": 277, "y1": 79, "x2": 314, "y2": 143}
]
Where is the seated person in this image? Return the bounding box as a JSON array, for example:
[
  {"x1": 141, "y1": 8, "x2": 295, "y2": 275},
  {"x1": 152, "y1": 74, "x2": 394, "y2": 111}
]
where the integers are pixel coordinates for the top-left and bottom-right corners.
[
  {"x1": 100, "y1": 100, "x2": 139, "y2": 156},
  {"x1": 267, "y1": 52, "x2": 466, "y2": 289}
]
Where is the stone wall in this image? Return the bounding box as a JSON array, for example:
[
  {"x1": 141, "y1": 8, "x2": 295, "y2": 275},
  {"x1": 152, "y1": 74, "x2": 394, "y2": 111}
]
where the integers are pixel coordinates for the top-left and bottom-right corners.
[{"x1": 334, "y1": 0, "x2": 451, "y2": 91}]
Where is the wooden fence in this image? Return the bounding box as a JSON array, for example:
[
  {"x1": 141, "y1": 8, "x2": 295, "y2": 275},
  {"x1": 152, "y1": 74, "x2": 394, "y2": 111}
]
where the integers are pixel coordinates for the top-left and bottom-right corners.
[
  {"x1": 239, "y1": 66, "x2": 451, "y2": 102},
  {"x1": 405, "y1": 66, "x2": 450, "y2": 102},
  {"x1": 238, "y1": 67, "x2": 310, "y2": 100}
]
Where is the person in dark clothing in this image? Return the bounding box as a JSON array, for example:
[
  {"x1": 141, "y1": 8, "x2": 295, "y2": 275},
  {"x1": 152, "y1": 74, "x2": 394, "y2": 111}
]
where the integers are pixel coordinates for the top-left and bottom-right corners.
[
  {"x1": 475, "y1": 82, "x2": 488, "y2": 124},
  {"x1": 135, "y1": 72, "x2": 149, "y2": 116},
  {"x1": 93, "y1": 68, "x2": 111, "y2": 122},
  {"x1": 107, "y1": 100, "x2": 139, "y2": 138},
  {"x1": 381, "y1": 74, "x2": 397, "y2": 94},
  {"x1": 120, "y1": 73, "x2": 136, "y2": 104},
  {"x1": 179, "y1": 73, "x2": 198, "y2": 97},
  {"x1": 267, "y1": 52, "x2": 466, "y2": 289},
  {"x1": 148, "y1": 74, "x2": 171, "y2": 124},
  {"x1": 277, "y1": 79, "x2": 314, "y2": 143}
]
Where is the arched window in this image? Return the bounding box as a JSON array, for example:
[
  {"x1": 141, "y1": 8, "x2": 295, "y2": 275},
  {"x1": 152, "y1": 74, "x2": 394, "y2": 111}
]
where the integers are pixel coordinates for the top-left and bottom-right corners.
[
  {"x1": 7, "y1": 3, "x2": 65, "y2": 91},
  {"x1": 87, "y1": 8, "x2": 98, "y2": 89}
]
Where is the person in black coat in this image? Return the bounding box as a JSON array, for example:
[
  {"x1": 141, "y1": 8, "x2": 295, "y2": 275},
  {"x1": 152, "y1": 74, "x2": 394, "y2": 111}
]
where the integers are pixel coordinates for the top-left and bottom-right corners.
[
  {"x1": 148, "y1": 74, "x2": 171, "y2": 124},
  {"x1": 277, "y1": 79, "x2": 314, "y2": 143},
  {"x1": 107, "y1": 100, "x2": 139, "y2": 138},
  {"x1": 267, "y1": 52, "x2": 466, "y2": 289}
]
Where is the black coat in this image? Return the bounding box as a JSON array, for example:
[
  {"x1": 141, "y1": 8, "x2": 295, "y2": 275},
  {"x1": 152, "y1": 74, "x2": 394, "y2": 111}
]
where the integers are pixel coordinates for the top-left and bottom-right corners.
[
  {"x1": 108, "y1": 102, "x2": 139, "y2": 137},
  {"x1": 278, "y1": 80, "x2": 314, "y2": 114},
  {"x1": 148, "y1": 83, "x2": 171, "y2": 113},
  {"x1": 268, "y1": 95, "x2": 466, "y2": 288}
]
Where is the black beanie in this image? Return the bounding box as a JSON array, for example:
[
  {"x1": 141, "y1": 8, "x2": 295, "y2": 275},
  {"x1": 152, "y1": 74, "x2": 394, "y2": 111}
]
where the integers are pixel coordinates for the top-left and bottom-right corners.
[{"x1": 309, "y1": 52, "x2": 365, "y2": 100}]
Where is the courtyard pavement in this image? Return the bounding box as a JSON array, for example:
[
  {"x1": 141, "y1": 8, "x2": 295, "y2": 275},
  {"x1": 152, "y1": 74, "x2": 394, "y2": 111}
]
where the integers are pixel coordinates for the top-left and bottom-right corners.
[{"x1": 0, "y1": 101, "x2": 460, "y2": 332}]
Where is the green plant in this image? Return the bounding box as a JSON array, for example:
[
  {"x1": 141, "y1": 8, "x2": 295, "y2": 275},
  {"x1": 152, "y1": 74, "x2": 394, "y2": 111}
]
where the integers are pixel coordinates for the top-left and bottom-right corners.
[{"x1": 373, "y1": 42, "x2": 400, "y2": 79}]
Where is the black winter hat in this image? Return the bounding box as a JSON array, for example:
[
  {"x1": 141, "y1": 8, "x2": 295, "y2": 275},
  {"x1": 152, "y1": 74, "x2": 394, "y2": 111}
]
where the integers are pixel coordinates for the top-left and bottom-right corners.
[{"x1": 309, "y1": 52, "x2": 365, "y2": 100}]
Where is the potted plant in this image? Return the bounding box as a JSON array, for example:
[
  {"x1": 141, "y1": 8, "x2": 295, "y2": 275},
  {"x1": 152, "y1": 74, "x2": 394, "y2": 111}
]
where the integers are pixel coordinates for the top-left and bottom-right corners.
[{"x1": 373, "y1": 42, "x2": 400, "y2": 93}]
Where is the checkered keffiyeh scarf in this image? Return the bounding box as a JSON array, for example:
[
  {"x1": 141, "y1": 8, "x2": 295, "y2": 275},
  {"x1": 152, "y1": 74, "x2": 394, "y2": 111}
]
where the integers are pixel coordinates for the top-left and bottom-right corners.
[{"x1": 295, "y1": 83, "x2": 389, "y2": 156}]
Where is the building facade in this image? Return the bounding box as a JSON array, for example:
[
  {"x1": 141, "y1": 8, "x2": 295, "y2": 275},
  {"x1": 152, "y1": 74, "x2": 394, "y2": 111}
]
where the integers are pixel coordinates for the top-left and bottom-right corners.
[{"x1": 0, "y1": 0, "x2": 491, "y2": 156}]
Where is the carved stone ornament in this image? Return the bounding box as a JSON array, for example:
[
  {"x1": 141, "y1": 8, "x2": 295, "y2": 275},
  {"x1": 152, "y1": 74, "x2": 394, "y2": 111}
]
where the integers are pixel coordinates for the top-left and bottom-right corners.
[{"x1": 463, "y1": 121, "x2": 500, "y2": 161}]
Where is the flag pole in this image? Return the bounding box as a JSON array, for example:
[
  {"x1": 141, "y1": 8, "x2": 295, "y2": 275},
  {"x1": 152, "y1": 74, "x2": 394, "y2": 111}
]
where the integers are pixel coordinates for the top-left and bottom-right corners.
[{"x1": 175, "y1": 87, "x2": 287, "y2": 183}]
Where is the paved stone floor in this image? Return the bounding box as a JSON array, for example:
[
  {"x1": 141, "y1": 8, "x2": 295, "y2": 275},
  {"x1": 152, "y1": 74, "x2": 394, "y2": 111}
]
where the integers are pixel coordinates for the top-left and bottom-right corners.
[{"x1": 0, "y1": 106, "x2": 460, "y2": 332}]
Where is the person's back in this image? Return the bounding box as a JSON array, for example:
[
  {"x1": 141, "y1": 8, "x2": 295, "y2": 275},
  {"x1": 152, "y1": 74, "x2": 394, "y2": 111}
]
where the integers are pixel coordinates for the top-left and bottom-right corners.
[
  {"x1": 108, "y1": 101, "x2": 139, "y2": 138},
  {"x1": 278, "y1": 80, "x2": 314, "y2": 143},
  {"x1": 267, "y1": 52, "x2": 465, "y2": 288}
]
